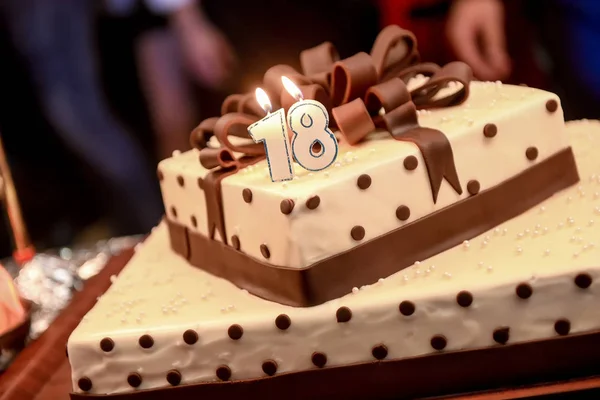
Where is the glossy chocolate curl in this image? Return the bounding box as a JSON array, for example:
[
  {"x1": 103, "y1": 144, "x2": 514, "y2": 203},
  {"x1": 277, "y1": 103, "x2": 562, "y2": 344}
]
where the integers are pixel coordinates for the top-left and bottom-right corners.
[
  {"x1": 189, "y1": 117, "x2": 218, "y2": 150},
  {"x1": 331, "y1": 99, "x2": 375, "y2": 146}
]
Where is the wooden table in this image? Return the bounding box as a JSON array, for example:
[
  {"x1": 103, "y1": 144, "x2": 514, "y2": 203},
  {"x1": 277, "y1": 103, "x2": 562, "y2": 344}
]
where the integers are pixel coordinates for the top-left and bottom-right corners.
[
  {"x1": 0, "y1": 249, "x2": 598, "y2": 400},
  {"x1": 0, "y1": 250, "x2": 133, "y2": 400}
]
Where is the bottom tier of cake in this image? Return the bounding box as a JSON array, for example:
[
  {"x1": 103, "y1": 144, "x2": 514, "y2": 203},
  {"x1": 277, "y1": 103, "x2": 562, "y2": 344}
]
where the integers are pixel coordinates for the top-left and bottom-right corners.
[{"x1": 67, "y1": 120, "x2": 600, "y2": 399}]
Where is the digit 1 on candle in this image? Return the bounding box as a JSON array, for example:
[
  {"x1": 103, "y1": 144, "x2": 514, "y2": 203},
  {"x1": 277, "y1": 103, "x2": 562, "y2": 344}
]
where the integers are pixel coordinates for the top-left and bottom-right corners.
[
  {"x1": 281, "y1": 77, "x2": 338, "y2": 171},
  {"x1": 248, "y1": 88, "x2": 295, "y2": 182}
]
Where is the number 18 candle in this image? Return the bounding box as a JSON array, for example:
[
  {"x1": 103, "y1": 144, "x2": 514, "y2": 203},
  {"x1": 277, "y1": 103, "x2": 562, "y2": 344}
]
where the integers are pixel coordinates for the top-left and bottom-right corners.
[
  {"x1": 281, "y1": 76, "x2": 338, "y2": 172},
  {"x1": 247, "y1": 88, "x2": 295, "y2": 182}
]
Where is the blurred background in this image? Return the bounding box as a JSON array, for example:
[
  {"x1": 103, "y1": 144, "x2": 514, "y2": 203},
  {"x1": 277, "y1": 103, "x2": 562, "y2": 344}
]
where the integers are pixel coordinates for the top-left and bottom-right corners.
[{"x1": 0, "y1": 0, "x2": 597, "y2": 257}]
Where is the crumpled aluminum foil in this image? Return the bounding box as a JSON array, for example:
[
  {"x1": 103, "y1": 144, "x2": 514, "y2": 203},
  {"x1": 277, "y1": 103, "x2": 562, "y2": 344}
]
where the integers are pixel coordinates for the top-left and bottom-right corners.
[{"x1": 6, "y1": 235, "x2": 142, "y2": 341}]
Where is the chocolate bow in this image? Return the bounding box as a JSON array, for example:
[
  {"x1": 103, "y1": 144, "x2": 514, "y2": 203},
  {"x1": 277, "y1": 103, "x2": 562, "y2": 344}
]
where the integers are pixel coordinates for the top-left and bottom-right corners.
[
  {"x1": 297, "y1": 26, "x2": 470, "y2": 202},
  {"x1": 190, "y1": 25, "x2": 473, "y2": 245}
]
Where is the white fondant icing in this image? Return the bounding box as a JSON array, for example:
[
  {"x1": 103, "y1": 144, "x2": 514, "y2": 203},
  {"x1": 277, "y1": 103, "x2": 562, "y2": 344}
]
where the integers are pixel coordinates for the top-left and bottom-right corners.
[
  {"x1": 159, "y1": 82, "x2": 568, "y2": 268},
  {"x1": 69, "y1": 120, "x2": 600, "y2": 395}
]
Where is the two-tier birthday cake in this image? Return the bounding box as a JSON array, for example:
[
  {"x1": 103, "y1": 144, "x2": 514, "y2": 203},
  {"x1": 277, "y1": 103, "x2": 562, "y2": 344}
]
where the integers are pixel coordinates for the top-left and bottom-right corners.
[{"x1": 66, "y1": 26, "x2": 600, "y2": 399}]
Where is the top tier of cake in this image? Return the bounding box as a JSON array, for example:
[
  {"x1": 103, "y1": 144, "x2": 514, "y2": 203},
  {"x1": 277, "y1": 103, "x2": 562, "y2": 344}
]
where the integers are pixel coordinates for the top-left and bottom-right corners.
[
  {"x1": 161, "y1": 82, "x2": 568, "y2": 268},
  {"x1": 159, "y1": 80, "x2": 578, "y2": 306},
  {"x1": 156, "y1": 26, "x2": 578, "y2": 306}
]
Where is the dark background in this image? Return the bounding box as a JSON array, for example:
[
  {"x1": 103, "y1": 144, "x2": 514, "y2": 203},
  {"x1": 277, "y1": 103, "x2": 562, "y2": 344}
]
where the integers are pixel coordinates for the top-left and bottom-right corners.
[{"x1": 0, "y1": 0, "x2": 593, "y2": 258}]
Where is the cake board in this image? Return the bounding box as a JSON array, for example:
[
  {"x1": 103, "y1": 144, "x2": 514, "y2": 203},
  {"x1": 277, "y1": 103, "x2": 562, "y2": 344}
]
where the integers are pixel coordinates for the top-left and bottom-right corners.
[{"x1": 0, "y1": 250, "x2": 598, "y2": 400}]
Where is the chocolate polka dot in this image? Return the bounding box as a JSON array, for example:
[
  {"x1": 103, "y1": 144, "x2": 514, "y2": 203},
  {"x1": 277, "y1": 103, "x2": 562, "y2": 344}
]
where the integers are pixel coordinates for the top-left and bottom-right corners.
[
  {"x1": 190, "y1": 215, "x2": 197, "y2": 228},
  {"x1": 127, "y1": 373, "x2": 142, "y2": 388},
  {"x1": 197, "y1": 177, "x2": 204, "y2": 189},
  {"x1": 242, "y1": 188, "x2": 253, "y2": 203},
  {"x1": 280, "y1": 199, "x2": 295, "y2": 215},
  {"x1": 431, "y1": 335, "x2": 447, "y2": 351},
  {"x1": 166, "y1": 370, "x2": 182, "y2": 386},
  {"x1": 516, "y1": 283, "x2": 533, "y2": 299},
  {"x1": 275, "y1": 314, "x2": 291, "y2": 330},
  {"x1": 216, "y1": 365, "x2": 231, "y2": 381},
  {"x1": 493, "y1": 327, "x2": 510, "y2": 345},
  {"x1": 351, "y1": 226, "x2": 365, "y2": 241},
  {"x1": 228, "y1": 324, "x2": 244, "y2": 340},
  {"x1": 260, "y1": 244, "x2": 270, "y2": 259},
  {"x1": 262, "y1": 360, "x2": 278, "y2": 376},
  {"x1": 336, "y1": 306, "x2": 352, "y2": 323},
  {"x1": 575, "y1": 273, "x2": 592, "y2": 289},
  {"x1": 526, "y1": 147, "x2": 538, "y2": 161},
  {"x1": 183, "y1": 329, "x2": 198, "y2": 345},
  {"x1": 78, "y1": 377, "x2": 92, "y2": 392},
  {"x1": 396, "y1": 205, "x2": 411, "y2": 221},
  {"x1": 403, "y1": 155, "x2": 418, "y2": 171},
  {"x1": 372, "y1": 344, "x2": 388, "y2": 360},
  {"x1": 138, "y1": 334, "x2": 154, "y2": 349},
  {"x1": 467, "y1": 180, "x2": 480, "y2": 196},
  {"x1": 157, "y1": 169, "x2": 164, "y2": 181},
  {"x1": 170, "y1": 206, "x2": 178, "y2": 218},
  {"x1": 456, "y1": 291, "x2": 473, "y2": 307},
  {"x1": 177, "y1": 175, "x2": 184, "y2": 187},
  {"x1": 483, "y1": 123, "x2": 497, "y2": 138},
  {"x1": 399, "y1": 300, "x2": 415, "y2": 316},
  {"x1": 306, "y1": 195, "x2": 320, "y2": 210},
  {"x1": 546, "y1": 99, "x2": 558, "y2": 113},
  {"x1": 357, "y1": 174, "x2": 372, "y2": 190},
  {"x1": 311, "y1": 352, "x2": 327, "y2": 368},
  {"x1": 554, "y1": 319, "x2": 571, "y2": 336},
  {"x1": 100, "y1": 337, "x2": 114, "y2": 352},
  {"x1": 231, "y1": 235, "x2": 241, "y2": 251}
]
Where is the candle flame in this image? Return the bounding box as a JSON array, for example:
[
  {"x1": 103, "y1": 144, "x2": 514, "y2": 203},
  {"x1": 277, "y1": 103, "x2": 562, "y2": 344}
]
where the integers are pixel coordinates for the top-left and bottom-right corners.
[
  {"x1": 281, "y1": 76, "x2": 304, "y2": 101},
  {"x1": 255, "y1": 88, "x2": 272, "y2": 114}
]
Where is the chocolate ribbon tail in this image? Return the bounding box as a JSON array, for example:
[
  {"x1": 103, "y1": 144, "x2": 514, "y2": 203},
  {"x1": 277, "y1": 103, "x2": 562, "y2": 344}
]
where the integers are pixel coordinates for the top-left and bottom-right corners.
[
  {"x1": 203, "y1": 169, "x2": 232, "y2": 245},
  {"x1": 202, "y1": 154, "x2": 265, "y2": 245},
  {"x1": 383, "y1": 105, "x2": 462, "y2": 203},
  {"x1": 401, "y1": 127, "x2": 463, "y2": 203}
]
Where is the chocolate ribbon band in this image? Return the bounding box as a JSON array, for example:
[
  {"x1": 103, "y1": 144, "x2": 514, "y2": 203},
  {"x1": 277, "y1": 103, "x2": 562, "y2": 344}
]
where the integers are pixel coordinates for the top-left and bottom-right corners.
[
  {"x1": 189, "y1": 25, "x2": 473, "y2": 244},
  {"x1": 190, "y1": 113, "x2": 265, "y2": 244}
]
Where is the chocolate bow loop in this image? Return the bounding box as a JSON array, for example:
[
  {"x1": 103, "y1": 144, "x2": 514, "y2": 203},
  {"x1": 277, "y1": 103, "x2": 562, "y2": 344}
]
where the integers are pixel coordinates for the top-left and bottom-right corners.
[
  {"x1": 411, "y1": 62, "x2": 473, "y2": 109},
  {"x1": 300, "y1": 41, "x2": 339, "y2": 90},
  {"x1": 198, "y1": 113, "x2": 265, "y2": 170},
  {"x1": 300, "y1": 41, "x2": 340, "y2": 76},
  {"x1": 214, "y1": 113, "x2": 264, "y2": 155},
  {"x1": 331, "y1": 52, "x2": 378, "y2": 107},
  {"x1": 397, "y1": 62, "x2": 441, "y2": 82},
  {"x1": 365, "y1": 78, "x2": 412, "y2": 116},
  {"x1": 190, "y1": 117, "x2": 219, "y2": 150},
  {"x1": 332, "y1": 99, "x2": 376, "y2": 145},
  {"x1": 199, "y1": 147, "x2": 239, "y2": 170},
  {"x1": 221, "y1": 94, "x2": 244, "y2": 115},
  {"x1": 370, "y1": 25, "x2": 420, "y2": 82}
]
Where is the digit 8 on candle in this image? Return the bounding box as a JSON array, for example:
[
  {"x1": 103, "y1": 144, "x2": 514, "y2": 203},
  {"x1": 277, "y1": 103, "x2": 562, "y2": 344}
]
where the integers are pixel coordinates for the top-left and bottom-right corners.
[{"x1": 288, "y1": 99, "x2": 338, "y2": 171}]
